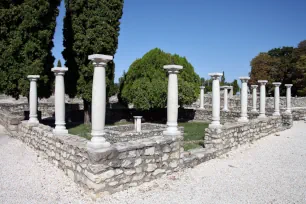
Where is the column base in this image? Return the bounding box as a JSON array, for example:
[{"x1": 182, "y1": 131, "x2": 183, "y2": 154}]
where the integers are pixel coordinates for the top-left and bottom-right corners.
[
  {"x1": 258, "y1": 114, "x2": 267, "y2": 119},
  {"x1": 237, "y1": 117, "x2": 249, "y2": 123},
  {"x1": 272, "y1": 112, "x2": 281, "y2": 116},
  {"x1": 163, "y1": 130, "x2": 181, "y2": 136},
  {"x1": 88, "y1": 131, "x2": 111, "y2": 149},
  {"x1": 251, "y1": 110, "x2": 258, "y2": 113},
  {"x1": 53, "y1": 128, "x2": 68, "y2": 135},
  {"x1": 222, "y1": 109, "x2": 229, "y2": 112},
  {"x1": 284, "y1": 110, "x2": 292, "y2": 114},
  {"x1": 209, "y1": 121, "x2": 222, "y2": 129},
  {"x1": 198, "y1": 107, "x2": 205, "y2": 110},
  {"x1": 28, "y1": 118, "x2": 39, "y2": 124}
]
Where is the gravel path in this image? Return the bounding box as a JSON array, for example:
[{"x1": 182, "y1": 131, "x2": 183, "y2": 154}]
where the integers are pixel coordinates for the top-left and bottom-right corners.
[{"x1": 0, "y1": 122, "x2": 306, "y2": 204}]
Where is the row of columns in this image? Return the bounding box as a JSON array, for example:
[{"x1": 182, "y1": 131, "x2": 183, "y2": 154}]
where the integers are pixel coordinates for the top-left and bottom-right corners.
[
  {"x1": 27, "y1": 54, "x2": 184, "y2": 150},
  {"x1": 207, "y1": 74, "x2": 293, "y2": 129},
  {"x1": 27, "y1": 54, "x2": 294, "y2": 148}
]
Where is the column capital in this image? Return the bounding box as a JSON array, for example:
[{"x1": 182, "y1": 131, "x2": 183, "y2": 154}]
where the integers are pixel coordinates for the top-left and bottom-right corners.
[
  {"x1": 221, "y1": 86, "x2": 230, "y2": 90},
  {"x1": 258, "y1": 80, "x2": 268, "y2": 85},
  {"x1": 285, "y1": 84, "x2": 293, "y2": 87},
  {"x1": 52, "y1": 67, "x2": 68, "y2": 75},
  {"x1": 88, "y1": 54, "x2": 113, "y2": 67},
  {"x1": 133, "y1": 116, "x2": 143, "y2": 119},
  {"x1": 27, "y1": 75, "x2": 40, "y2": 81},
  {"x1": 239, "y1": 77, "x2": 250, "y2": 83},
  {"x1": 251, "y1": 85, "x2": 258, "y2": 89},
  {"x1": 272, "y1": 82, "x2": 281, "y2": 87},
  {"x1": 200, "y1": 86, "x2": 205, "y2": 89},
  {"x1": 163, "y1": 65, "x2": 183, "y2": 74},
  {"x1": 208, "y1": 73, "x2": 223, "y2": 80}
]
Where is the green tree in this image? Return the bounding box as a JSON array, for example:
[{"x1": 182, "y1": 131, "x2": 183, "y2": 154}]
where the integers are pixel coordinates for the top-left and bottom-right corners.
[
  {"x1": 221, "y1": 71, "x2": 225, "y2": 85},
  {"x1": 63, "y1": 0, "x2": 124, "y2": 124},
  {"x1": 119, "y1": 48, "x2": 201, "y2": 110},
  {"x1": 231, "y1": 79, "x2": 239, "y2": 95},
  {"x1": 0, "y1": 0, "x2": 61, "y2": 99},
  {"x1": 200, "y1": 77, "x2": 205, "y2": 86},
  {"x1": 57, "y1": 59, "x2": 62, "y2": 67},
  {"x1": 249, "y1": 52, "x2": 280, "y2": 94}
]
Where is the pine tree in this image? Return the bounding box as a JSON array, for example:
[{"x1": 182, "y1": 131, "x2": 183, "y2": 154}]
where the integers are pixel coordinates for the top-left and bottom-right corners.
[
  {"x1": 232, "y1": 79, "x2": 239, "y2": 95},
  {"x1": 221, "y1": 71, "x2": 226, "y2": 86},
  {"x1": 57, "y1": 59, "x2": 62, "y2": 67},
  {"x1": 0, "y1": 0, "x2": 61, "y2": 99},
  {"x1": 63, "y1": 0, "x2": 124, "y2": 124}
]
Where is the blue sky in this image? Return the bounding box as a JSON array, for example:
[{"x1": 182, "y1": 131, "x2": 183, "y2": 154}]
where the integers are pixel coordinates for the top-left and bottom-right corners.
[{"x1": 52, "y1": 0, "x2": 306, "y2": 83}]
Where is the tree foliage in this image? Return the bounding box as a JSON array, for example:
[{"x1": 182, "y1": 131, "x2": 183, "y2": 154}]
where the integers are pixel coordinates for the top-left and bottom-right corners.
[
  {"x1": 233, "y1": 79, "x2": 240, "y2": 95},
  {"x1": 0, "y1": 0, "x2": 61, "y2": 99},
  {"x1": 57, "y1": 59, "x2": 62, "y2": 67},
  {"x1": 249, "y1": 42, "x2": 306, "y2": 96},
  {"x1": 63, "y1": 0, "x2": 124, "y2": 123},
  {"x1": 119, "y1": 48, "x2": 201, "y2": 110}
]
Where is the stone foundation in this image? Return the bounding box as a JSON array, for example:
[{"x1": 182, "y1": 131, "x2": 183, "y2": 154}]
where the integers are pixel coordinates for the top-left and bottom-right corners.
[
  {"x1": 11, "y1": 121, "x2": 182, "y2": 194},
  {"x1": 0, "y1": 103, "x2": 295, "y2": 194}
]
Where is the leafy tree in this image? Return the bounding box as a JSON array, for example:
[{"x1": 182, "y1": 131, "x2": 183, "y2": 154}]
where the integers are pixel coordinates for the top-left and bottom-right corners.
[
  {"x1": 119, "y1": 48, "x2": 201, "y2": 110},
  {"x1": 249, "y1": 41, "x2": 306, "y2": 96},
  {"x1": 63, "y1": 0, "x2": 124, "y2": 124},
  {"x1": 249, "y1": 52, "x2": 280, "y2": 94},
  {"x1": 231, "y1": 79, "x2": 239, "y2": 95},
  {"x1": 0, "y1": 0, "x2": 61, "y2": 99},
  {"x1": 200, "y1": 77, "x2": 205, "y2": 86},
  {"x1": 57, "y1": 59, "x2": 62, "y2": 67}
]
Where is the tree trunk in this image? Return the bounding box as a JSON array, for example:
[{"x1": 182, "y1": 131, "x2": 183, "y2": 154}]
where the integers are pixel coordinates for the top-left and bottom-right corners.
[{"x1": 83, "y1": 99, "x2": 91, "y2": 124}]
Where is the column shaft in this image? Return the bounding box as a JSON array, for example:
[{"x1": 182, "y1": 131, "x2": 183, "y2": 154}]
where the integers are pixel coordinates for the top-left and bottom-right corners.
[
  {"x1": 238, "y1": 77, "x2": 250, "y2": 122},
  {"x1": 200, "y1": 87, "x2": 205, "y2": 109},
  {"x1": 87, "y1": 54, "x2": 113, "y2": 150},
  {"x1": 258, "y1": 80, "x2": 268, "y2": 119},
  {"x1": 163, "y1": 65, "x2": 182, "y2": 136},
  {"x1": 28, "y1": 75, "x2": 40, "y2": 124},
  {"x1": 272, "y1": 83, "x2": 281, "y2": 116},
  {"x1": 208, "y1": 73, "x2": 223, "y2": 129}
]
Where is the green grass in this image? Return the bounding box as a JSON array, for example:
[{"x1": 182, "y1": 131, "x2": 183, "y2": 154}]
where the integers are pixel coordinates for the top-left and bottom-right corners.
[
  {"x1": 179, "y1": 122, "x2": 208, "y2": 141},
  {"x1": 68, "y1": 121, "x2": 133, "y2": 140},
  {"x1": 68, "y1": 121, "x2": 209, "y2": 151},
  {"x1": 68, "y1": 124, "x2": 91, "y2": 140}
]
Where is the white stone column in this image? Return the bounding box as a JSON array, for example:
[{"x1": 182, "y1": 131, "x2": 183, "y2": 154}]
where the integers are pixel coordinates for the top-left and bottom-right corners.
[
  {"x1": 258, "y1": 80, "x2": 268, "y2": 119},
  {"x1": 251, "y1": 85, "x2": 258, "y2": 113},
  {"x1": 134, "y1": 116, "x2": 142, "y2": 132},
  {"x1": 229, "y1": 86, "x2": 234, "y2": 98},
  {"x1": 238, "y1": 77, "x2": 250, "y2": 122},
  {"x1": 208, "y1": 73, "x2": 223, "y2": 129},
  {"x1": 272, "y1": 82, "x2": 281, "y2": 116},
  {"x1": 199, "y1": 86, "x2": 205, "y2": 109},
  {"x1": 87, "y1": 54, "x2": 113, "y2": 149},
  {"x1": 221, "y1": 86, "x2": 229, "y2": 112},
  {"x1": 52, "y1": 67, "x2": 68, "y2": 134},
  {"x1": 285, "y1": 84, "x2": 293, "y2": 114},
  {"x1": 163, "y1": 65, "x2": 183, "y2": 136},
  {"x1": 27, "y1": 75, "x2": 40, "y2": 124}
]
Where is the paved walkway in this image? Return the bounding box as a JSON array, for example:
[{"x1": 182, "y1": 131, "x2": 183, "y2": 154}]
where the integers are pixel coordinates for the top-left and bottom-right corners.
[{"x1": 0, "y1": 122, "x2": 305, "y2": 204}]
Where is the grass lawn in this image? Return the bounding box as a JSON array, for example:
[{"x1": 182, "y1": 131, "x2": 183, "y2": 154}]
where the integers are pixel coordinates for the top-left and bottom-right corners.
[
  {"x1": 178, "y1": 122, "x2": 208, "y2": 151},
  {"x1": 68, "y1": 121, "x2": 132, "y2": 140},
  {"x1": 68, "y1": 121, "x2": 208, "y2": 151}
]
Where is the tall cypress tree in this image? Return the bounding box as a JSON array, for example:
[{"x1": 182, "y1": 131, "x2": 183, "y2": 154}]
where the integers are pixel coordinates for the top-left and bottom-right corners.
[
  {"x1": 63, "y1": 0, "x2": 124, "y2": 124},
  {"x1": 0, "y1": 0, "x2": 61, "y2": 99}
]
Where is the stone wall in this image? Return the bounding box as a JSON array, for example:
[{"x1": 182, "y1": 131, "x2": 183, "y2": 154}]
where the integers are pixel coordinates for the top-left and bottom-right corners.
[
  {"x1": 0, "y1": 102, "x2": 295, "y2": 195},
  {"x1": 181, "y1": 114, "x2": 293, "y2": 167},
  {"x1": 205, "y1": 115, "x2": 292, "y2": 157},
  {"x1": 188, "y1": 95, "x2": 306, "y2": 110},
  {"x1": 10, "y1": 121, "x2": 182, "y2": 194}
]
